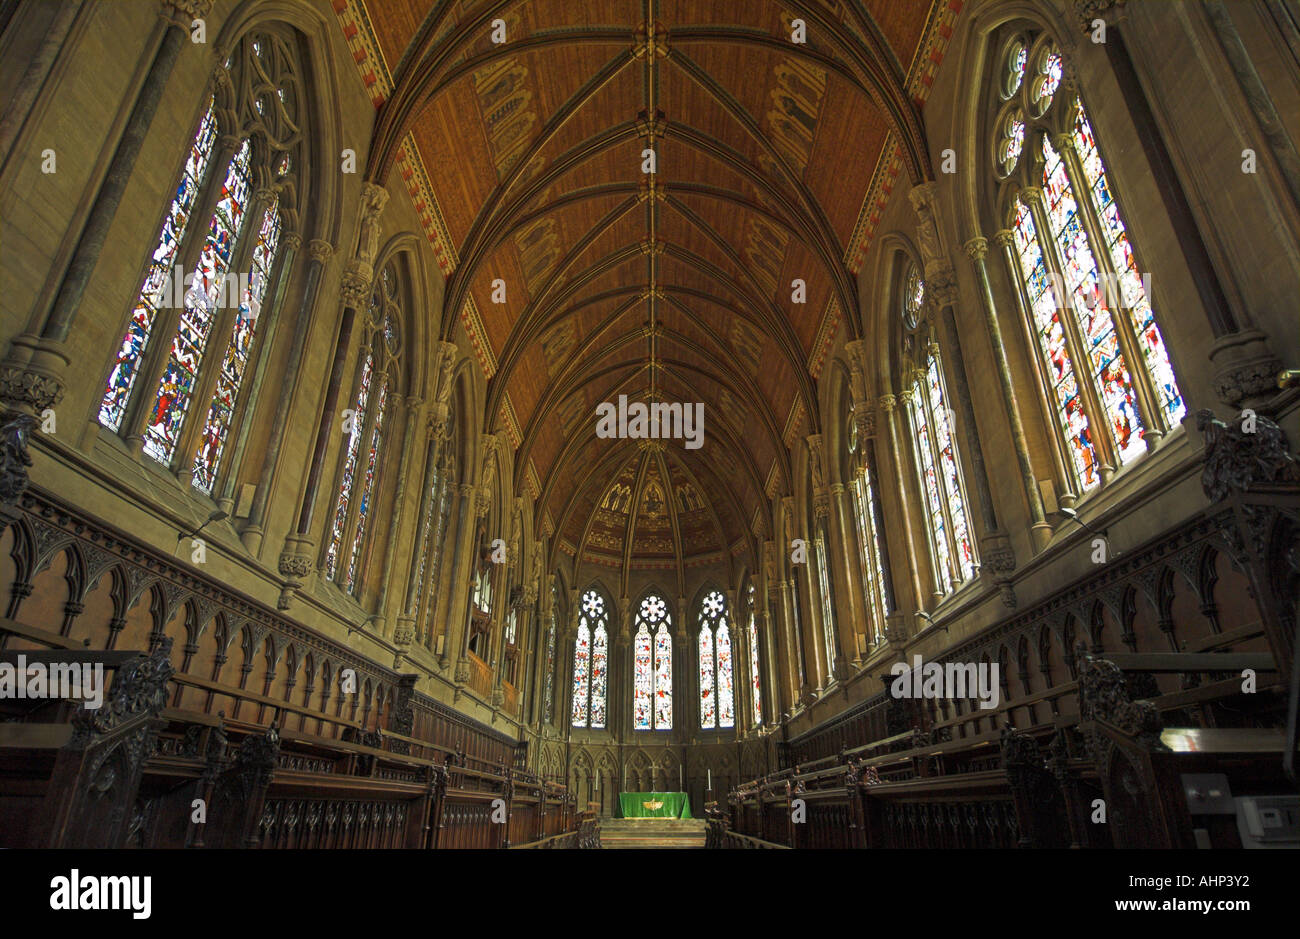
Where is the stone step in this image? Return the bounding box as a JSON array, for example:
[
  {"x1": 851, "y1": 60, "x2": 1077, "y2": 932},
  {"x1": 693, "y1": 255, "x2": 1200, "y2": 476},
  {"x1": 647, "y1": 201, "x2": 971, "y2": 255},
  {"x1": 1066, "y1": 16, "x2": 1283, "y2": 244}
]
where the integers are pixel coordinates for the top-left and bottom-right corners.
[{"x1": 598, "y1": 819, "x2": 707, "y2": 849}]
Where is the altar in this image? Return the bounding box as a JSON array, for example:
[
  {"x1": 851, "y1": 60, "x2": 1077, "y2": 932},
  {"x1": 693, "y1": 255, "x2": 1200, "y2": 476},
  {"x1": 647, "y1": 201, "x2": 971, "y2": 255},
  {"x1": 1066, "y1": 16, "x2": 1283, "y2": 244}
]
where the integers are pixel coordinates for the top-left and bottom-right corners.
[{"x1": 618, "y1": 791, "x2": 692, "y2": 818}]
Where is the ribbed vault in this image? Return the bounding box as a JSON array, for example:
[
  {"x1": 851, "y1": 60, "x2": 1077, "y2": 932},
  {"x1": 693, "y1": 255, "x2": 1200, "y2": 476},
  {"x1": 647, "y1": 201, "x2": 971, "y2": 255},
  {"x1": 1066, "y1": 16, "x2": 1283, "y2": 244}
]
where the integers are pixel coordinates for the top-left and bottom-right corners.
[{"x1": 360, "y1": 0, "x2": 936, "y2": 575}]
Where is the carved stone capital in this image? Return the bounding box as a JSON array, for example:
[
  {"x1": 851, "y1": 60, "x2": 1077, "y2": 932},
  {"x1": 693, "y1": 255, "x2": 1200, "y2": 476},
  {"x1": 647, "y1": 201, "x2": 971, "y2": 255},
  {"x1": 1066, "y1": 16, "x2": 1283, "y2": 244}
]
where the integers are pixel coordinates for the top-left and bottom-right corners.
[
  {"x1": 339, "y1": 261, "x2": 373, "y2": 309},
  {"x1": 0, "y1": 364, "x2": 64, "y2": 412},
  {"x1": 980, "y1": 531, "x2": 1016, "y2": 574},
  {"x1": 992, "y1": 228, "x2": 1016, "y2": 250},
  {"x1": 1072, "y1": 0, "x2": 1127, "y2": 32},
  {"x1": 1018, "y1": 186, "x2": 1044, "y2": 208},
  {"x1": 0, "y1": 334, "x2": 70, "y2": 412},
  {"x1": 812, "y1": 487, "x2": 830, "y2": 519},
  {"x1": 853, "y1": 404, "x2": 875, "y2": 442},
  {"x1": 1208, "y1": 328, "x2": 1285, "y2": 408},
  {"x1": 392, "y1": 618, "x2": 416, "y2": 647},
  {"x1": 160, "y1": 0, "x2": 214, "y2": 28},
  {"x1": 277, "y1": 534, "x2": 315, "y2": 581},
  {"x1": 963, "y1": 236, "x2": 989, "y2": 262},
  {"x1": 308, "y1": 239, "x2": 334, "y2": 264},
  {"x1": 877, "y1": 392, "x2": 896, "y2": 412}
]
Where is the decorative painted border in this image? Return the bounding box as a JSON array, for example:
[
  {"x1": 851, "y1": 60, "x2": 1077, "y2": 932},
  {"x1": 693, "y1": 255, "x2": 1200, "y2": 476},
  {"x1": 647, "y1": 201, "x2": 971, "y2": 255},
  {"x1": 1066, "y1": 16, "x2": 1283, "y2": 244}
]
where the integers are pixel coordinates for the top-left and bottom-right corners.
[
  {"x1": 782, "y1": 399, "x2": 805, "y2": 448},
  {"x1": 765, "y1": 459, "x2": 781, "y2": 498},
  {"x1": 337, "y1": 1, "x2": 458, "y2": 275},
  {"x1": 845, "y1": 0, "x2": 964, "y2": 274},
  {"x1": 396, "y1": 139, "x2": 458, "y2": 275},
  {"x1": 808, "y1": 298, "x2": 841, "y2": 379},
  {"x1": 460, "y1": 297, "x2": 496, "y2": 378}
]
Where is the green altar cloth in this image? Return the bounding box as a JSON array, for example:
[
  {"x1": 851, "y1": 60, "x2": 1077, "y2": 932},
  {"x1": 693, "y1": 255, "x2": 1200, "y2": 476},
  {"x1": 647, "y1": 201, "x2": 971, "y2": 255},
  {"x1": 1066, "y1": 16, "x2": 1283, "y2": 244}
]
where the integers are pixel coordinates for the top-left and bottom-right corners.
[{"x1": 619, "y1": 792, "x2": 692, "y2": 818}]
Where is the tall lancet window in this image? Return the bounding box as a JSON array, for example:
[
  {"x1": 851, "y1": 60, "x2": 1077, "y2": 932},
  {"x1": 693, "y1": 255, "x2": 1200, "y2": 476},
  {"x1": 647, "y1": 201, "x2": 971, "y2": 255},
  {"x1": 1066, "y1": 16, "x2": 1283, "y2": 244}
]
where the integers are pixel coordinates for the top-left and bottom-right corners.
[
  {"x1": 848, "y1": 409, "x2": 890, "y2": 645},
  {"x1": 633, "y1": 593, "x2": 672, "y2": 730},
  {"x1": 993, "y1": 34, "x2": 1184, "y2": 497},
  {"x1": 902, "y1": 265, "x2": 977, "y2": 594},
  {"x1": 746, "y1": 583, "x2": 762, "y2": 726},
  {"x1": 99, "y1": 32, "x2": 302, "y2": 500},
  {"x1": 543, "y1": 582, "x2": 558, "y2": 724},
  {"x1": 698, "y1": 590, "x2": 735, "y2": 730},
  {"x1": 411, "y1": 428, "x2": 455, "y2": 649},
  {"x1": 323, "y1": 262, "x2": 403, "y2": 592},
  {"x1": 571, "y1": 589, "x2": 607, "y2": 728}
]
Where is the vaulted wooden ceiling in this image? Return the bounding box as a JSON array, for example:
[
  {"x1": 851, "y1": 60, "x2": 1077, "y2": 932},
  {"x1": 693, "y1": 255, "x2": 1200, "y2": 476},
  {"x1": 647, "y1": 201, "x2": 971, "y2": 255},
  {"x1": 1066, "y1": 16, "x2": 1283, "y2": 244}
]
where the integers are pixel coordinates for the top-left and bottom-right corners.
[{"x1": 360, "y1": 0, "x2": 936, "y2": 578}]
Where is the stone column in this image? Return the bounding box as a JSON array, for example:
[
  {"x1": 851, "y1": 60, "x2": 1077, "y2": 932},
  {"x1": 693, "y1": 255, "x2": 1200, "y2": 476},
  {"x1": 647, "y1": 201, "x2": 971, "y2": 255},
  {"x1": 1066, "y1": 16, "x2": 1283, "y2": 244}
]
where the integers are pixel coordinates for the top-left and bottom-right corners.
[
  {"x1": 279, "y1": 184, "x2": 387, "y2": 604},
  {"x1": 726, "y1": 588, "x2": 747, "y2": 733},
  {"x1": 2, "y1": 1, "x2": 213, "y2": 417},
  {"x1": 444, "y1": 483, "x2": 479, "y2": 679},
  {"x1": 878, "y1": 393, "x2": 925, "y2": 612},
  {"x1": 216, "y1": 229, "x2": 300, "y2": 513},
  {"x1": 778, "y1": 579, "x2": 801, "y2": 708},
  {"x1": 376, "y1": 396, "x2": 424, "y2": 635},
  {"x1": 992, "y1": 227, "x2": 1078, "y2": 512},
  {"x1": 966, "y1": 234, "x2": 1052, "y2": 552},
  {"x1": 675, "y1": 594, "x2": 690, "y2": 735},
  {"x1": 911, "y1": 182, "x2": 1015, "y2": 596},
  {"x1": 829, "y1": 482, "x2": 864, "y2": 669},
  {"x1": 242, "y1": 238, "x2": 331, "y2": 553}
]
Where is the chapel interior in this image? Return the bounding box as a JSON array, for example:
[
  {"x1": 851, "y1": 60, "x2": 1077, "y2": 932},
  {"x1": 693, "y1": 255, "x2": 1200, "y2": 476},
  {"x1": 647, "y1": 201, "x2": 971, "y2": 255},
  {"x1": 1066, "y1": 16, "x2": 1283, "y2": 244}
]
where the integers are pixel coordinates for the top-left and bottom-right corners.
[{"x1": 0, "y1": 0, "x2": 1297, "y2": 851}]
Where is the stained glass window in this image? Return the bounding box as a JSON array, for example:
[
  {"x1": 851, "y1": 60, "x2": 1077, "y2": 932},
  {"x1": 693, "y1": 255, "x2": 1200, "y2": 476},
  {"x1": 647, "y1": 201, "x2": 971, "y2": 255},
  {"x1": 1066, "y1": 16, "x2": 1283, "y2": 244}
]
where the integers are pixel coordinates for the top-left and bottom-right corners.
[
  {"x1": 571, "y1": 589, "x2": 608, "y2": 728},
  {"x1": 907, "y1": 347, "x2": 977, "y2": 594},
  {"x1": 996, "y1": 36, "x2": 1183, "y2": 498},
  {"x1": 909, "y1": 373, "x2": 950, "y2": 593},
  {"x1": 1042, "y1": 134, "x2": 1145, "y2": 468},
  {"x1": 572, "y1": 620, "x2": 591, "y2": 726},
  {"x1": 902, "y1": 264, "x2": 924, "y2": 329},
  {"x1": 344, "y1": 377, "x2": 388, "y2": 589},
  {"x1": 747, "y1": 583, "x2": 762, "y2": 726},
  {"x1": 324, "y1": 258, "x2": 405, "y2": 594},
  {"x1": 590, "y1": 619, "x2": 608, "y2": 728},
  {"x1": 1012, "y1": 199, "x2": 1101, "y2": 490},
  {"x1": 853, "y1": 463, "x2": 891, "y2": 644},
  {"x1": 142, "y1": 139, "x2": 253, "y2": 464},
  {"x1": 634, "y1": 593, "x2": 672, "y2": 730},
  {"x1": 634, "y1": 621, "x2": 652, "y2": 730},
  {"x1": 716, "y1": 619, "x2": 734, "y2": 728},
  {"x1": 191, "y1": 196, "x2": 282, "y2": 493},
  {"x1": 100, "y1": 99, "x2": 219, "y2": 432},
  {"x1": 697, "y1": 590, "x2": 734, "y2": 729},
  {"x1": 927, "y1": 356, "x2": 976, "y2": 581},
  {"x1": 699, "y1": 623, "x2": 715, "y2": 727},
  {"x1": 814, "y1": 535, "x2": 837, "y2": 676},
  {"x1": 100, "y1": 32, "x2": 305, "y2": 499},
  {"x1": 543, "y1": 592, "x2": 557, "y2": 723},
  {"x1": 1006, "y1": 40, "x2": 1027, "y2": 97},
  {"x1": 1072, "y1": 110, "x2": 1184, "y2": 426},
  {"x1": 324, "y1": 352, "x2": 373, "y2": 581},
  {"x1": 412, "y1": 445, "x2": 455, "y2": 648}
]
